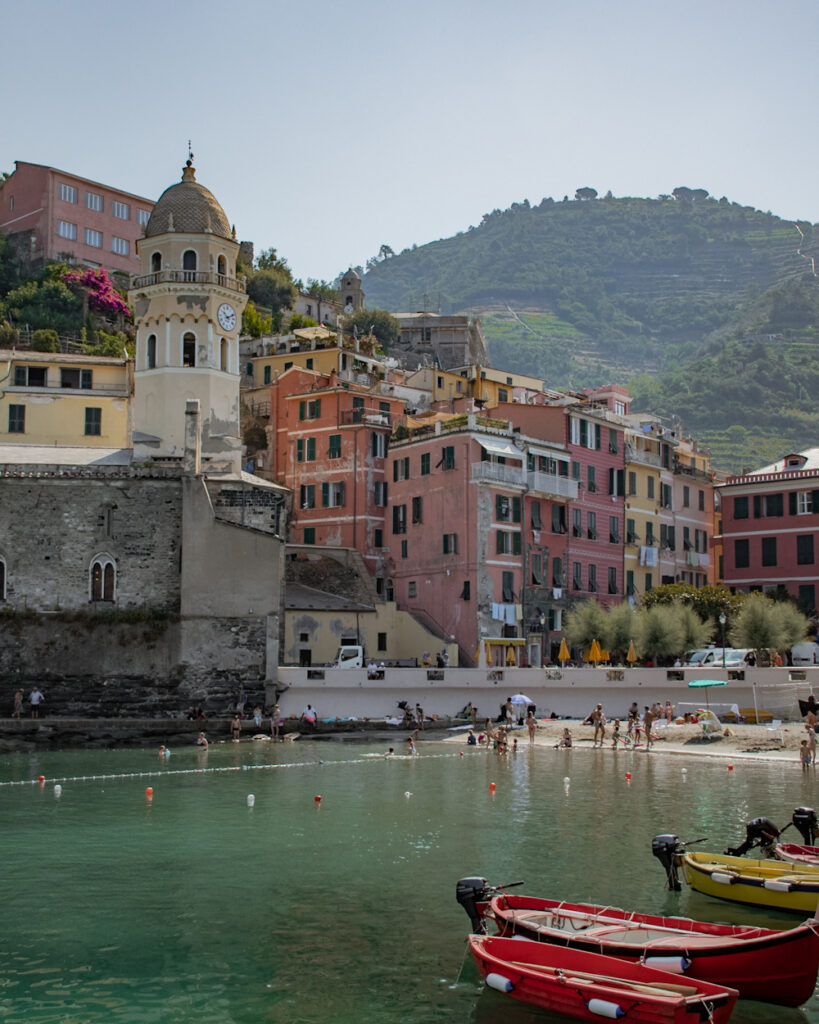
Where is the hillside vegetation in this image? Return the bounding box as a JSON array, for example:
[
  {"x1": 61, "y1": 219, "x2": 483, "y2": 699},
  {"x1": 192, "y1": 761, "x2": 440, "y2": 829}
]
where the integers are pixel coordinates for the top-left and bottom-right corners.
[{"x1": 362, "y1": 192, "x2": 819, "y2": 469}]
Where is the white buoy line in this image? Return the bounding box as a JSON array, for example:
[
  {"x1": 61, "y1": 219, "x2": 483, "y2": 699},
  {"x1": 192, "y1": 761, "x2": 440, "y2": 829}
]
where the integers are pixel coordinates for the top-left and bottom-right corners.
[{"x1": 0, "y1": 749, "x2": 480, "y2": 788}]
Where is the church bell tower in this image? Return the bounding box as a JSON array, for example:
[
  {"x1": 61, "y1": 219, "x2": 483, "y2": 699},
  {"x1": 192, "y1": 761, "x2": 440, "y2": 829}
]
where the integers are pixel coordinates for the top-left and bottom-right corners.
[{"x1": 129, "y1": 158, "x2": 248, "y2": 474}]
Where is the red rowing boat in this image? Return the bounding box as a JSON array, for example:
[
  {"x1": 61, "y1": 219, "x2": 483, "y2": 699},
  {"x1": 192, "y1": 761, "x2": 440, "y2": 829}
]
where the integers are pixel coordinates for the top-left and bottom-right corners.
[
  {"x1": 487, "y1": 892, "x2": 819, "y2": 1006},
  {"x1": 469, "y1": 934, "x2": 739, "y2": 1024},
  {"x1": 776, "y1": 842, "x2": 819, "y2": 866}
]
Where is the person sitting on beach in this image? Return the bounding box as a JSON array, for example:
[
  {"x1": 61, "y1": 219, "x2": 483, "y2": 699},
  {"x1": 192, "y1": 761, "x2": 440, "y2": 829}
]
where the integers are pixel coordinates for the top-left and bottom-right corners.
[
  {"x1": 467, "y1": 729, "x2": 477, "y2": 746},
  {"x1": 556, "y1": 727, "x2": 572, "y2": 748}
]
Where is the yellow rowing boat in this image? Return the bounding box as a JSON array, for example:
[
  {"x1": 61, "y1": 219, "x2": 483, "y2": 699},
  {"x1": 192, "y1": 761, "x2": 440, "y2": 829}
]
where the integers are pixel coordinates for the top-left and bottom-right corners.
[{"x1": 681, "y1": 851, "x2": 819, "y2": 914}]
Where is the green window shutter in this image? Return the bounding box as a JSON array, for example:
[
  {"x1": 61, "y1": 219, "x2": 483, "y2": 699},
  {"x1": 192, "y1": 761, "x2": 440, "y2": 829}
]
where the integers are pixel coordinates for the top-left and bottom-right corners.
[
  {"x1": 299, "y1": 401, "x2": 305, "y2": 421},
  {"x1": 321, "y1": 482, "x2": 329, "y2": 506},
  {"x1": 496, "y1": 532, "x2": 503, "y2": 554},
  {"x1": 495, "y1": 494, "x2": 503, "y2": 518},
  {"x1": 790, "y1": 492, "x2": 797, "y2": 515},
  {"x1": 315, "y1": 398, "x2": 321, "y2": 417},
  {"x1": 307, "y1": 438, "x2": 315, "y2": 460},
  {"x1": 512, "y1": 496, "x2": 521, "y2": 523},
  {"x1": 594, "y1": 423, "x2": 601, "y2": 449},
  {"x1": 512, "y1": 532, "x2": 521, "y2": 555},
  {"x1": 579, "y1": 419, "x2": 588, "y2": 446},
  {"x1": 296, "y1": 438, "x2": 304, "y2": 462},
  {"x1": 403, "y1": 457, "x2": 410, "y2": 479},
  {"x1": 339, "y1": 482, "x2": 345, "y2": 506},
  {"x1": 753, "y1": 495, "x2": 762, "y2": 518}
]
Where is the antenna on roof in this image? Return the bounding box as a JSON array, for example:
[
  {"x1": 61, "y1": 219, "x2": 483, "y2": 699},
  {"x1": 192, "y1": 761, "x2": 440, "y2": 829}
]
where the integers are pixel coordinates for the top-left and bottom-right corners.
[{"x1": 187, "y1": 140, "x2": 194, "y2": 166}]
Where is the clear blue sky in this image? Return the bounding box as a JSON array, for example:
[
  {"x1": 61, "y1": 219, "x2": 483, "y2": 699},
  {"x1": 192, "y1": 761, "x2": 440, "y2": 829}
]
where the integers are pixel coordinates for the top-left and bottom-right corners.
[{"x1": 3, "y1": 0, "x2": 818, "y2": 284}]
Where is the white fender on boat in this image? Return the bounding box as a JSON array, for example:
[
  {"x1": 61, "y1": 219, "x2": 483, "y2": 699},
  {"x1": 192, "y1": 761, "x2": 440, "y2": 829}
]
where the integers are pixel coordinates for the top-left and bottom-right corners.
[
  {"x1": 644, "y1": 956, "x2": 691, "y2": 974},
  {"x1": 587, "y1": 998, "x2": 625, "y2": 1019},
  {"x1": 485, "y1": 973, "x2": 514, "y2": 993},
  {"x1": 764, "y1": 879, "x2": 792, "y2": 892},
  {"x1": 710, "y1": 872, "x2": 736, "y2": 885}
]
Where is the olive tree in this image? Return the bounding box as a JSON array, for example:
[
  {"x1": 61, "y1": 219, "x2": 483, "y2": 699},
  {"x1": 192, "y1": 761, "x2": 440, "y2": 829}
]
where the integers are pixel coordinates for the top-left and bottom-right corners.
[{"x1": 563, "y1": 599, "x2": 607, "y2": 655}]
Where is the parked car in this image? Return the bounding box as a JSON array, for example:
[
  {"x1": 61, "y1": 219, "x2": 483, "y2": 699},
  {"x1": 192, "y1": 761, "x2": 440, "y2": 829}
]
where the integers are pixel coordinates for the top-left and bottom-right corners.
[{"x1": 792, "y1": 641, "x2": 819, "y2": 666}]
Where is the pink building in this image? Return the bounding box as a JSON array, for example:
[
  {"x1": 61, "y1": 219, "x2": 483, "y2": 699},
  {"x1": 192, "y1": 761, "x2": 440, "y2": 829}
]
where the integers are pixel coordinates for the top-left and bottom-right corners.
[
  {"x1": 564, "y1": 393, "x2": 627, "y2": 607},
  {"x1": 386, "y1": 409, "x2": 575, "y2": 666},
  {"x1": 720, "y1": 448, "x2": 819, "y2": 613},
  {"x1": 0, "y1": 161, "x2": 153, "y2": 278}
]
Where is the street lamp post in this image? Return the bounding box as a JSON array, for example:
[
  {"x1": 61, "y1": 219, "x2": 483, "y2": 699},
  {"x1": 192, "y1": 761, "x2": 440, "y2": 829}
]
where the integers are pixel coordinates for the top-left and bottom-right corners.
[{"x1": 719, "y1": 612, "x2": 727, "y2": 670}]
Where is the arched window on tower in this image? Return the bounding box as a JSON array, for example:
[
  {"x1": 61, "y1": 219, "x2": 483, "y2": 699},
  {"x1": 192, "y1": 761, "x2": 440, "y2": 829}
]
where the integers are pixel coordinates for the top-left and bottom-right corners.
[
  {"x1": 182, "y1": 249, "x2": 197, "y2": 281},
  {"x1": 183, "y1": 332, "x2": 196, "y2": 367},
  {"x1": 220, "y1": 338, "x2": 229, "y2": 372},
  {"x1": 90, "y1": 556, "x2": 116, "y2": 602},
  {"x1": 151, "y1": 251, "x2": 162, "y2": 274},
  {"x1": 147, "y1": 334, "x2": 157, "y2": 369},
  {"x1": 217, "y1": 254, "x2": 227, "y2": 280}
]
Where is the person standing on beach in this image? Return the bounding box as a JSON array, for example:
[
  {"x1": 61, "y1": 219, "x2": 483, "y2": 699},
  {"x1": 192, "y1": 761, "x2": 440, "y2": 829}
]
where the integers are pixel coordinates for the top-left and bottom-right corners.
[
  {"x1": 270, "y1": 704, "x2": 281, "y2": 741},
  {"x1": 13, "y1": 689, "x2": 23, "y2": 719},
  {"x1": 801, "y1": 739, "x2": 812, "y2": 771},
  {"x1": 230, "y1": 714, "x2": 242, "y2": 741},
  {"x1": 643, "y1": 705, "x2": 655, "y2": 750},
  {"x1": 806, "y1": 724, "x2": 816, "y2": 766},
  {"x1": 591, "y1": 704, "x2": 606, "y2": 747},
  {"x1": 526, "y1": 711, "x2": 537, "y2": 745}
]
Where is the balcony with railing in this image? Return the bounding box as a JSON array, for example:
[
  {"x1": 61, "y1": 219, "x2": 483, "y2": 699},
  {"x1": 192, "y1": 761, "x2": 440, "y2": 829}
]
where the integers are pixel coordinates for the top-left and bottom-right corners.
[
  {"x1": 340, "y1": 408, "x2": 391, "y2": 427},
  {"x1": 625, "y1": 442, "x2": 661, "y2": 468},
  {"x1": 131, "y1": 270, "x2": 246, "y2": 293},
  {"x1": 528, "y1": 471, "x2": 578, "y2": 500},
  {"x1": 471, "y1": 462, "x2": 525, "y2": 487}
]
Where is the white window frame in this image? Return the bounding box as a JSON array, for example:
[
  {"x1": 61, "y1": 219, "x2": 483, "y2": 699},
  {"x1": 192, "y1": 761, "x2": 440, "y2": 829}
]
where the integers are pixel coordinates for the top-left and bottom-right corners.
[
  {"x1": 84, "y1": 227, "x2": 102, "y2": 248},
  {"x1": 111, "y1": 236, "x2": 129, "y2": 255},
  {"x1": 85, "y1": 191, "x2": 103, "y2": 211},
  {"x1": 137, "y1": 209, "x2": 150, "y2": 226},
  {"x1": 57, "y1": 220, "x2": 77, "y2": 240},
  {"x1": 58, "y1": 183, "x2": 77, "y2": 203},
  {"x1": 570, "y1": 416, "x2": 580, "y2": 445},
  {"x1": 111, "y1": 201, "x2": 130, "y2": 220},
  {"x1": 797, "y1": 492, "x2": 813, "y2": 515},
  {"x1": 89, "y1": 554, "x2": 116, "y2": 602}
]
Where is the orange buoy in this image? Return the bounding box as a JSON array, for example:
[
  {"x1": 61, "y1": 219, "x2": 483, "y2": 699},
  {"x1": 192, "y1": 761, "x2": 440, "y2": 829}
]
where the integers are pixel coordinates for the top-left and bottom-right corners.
[
  {"x1": 625, "y1": 772, "x2": 632, "y2": 781},
  {"x1": 728, "y1": 765, "x2": 734, "y2": 771},
  {"x1": 37, "y1": 776, "x2": 45, "y2": 784},
  {"x1": 489, "y1": 782, "x2": 497, "y2": 792},
  {"x1": 314, "y1": 795, "x2": 322, "y2": 804},
  {"x1": 145, "y1": 787, "x2": 153, "y2": 798}
]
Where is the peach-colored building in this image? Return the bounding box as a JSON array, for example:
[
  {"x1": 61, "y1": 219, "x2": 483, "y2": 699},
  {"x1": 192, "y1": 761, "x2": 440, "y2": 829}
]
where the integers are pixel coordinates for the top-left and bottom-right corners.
[
  {"x1": 0, "y1": 161, "x2": 153, "y2": 277},
  {"x1": 264, "y1": 367, "x2": 402, "y2": 575}
]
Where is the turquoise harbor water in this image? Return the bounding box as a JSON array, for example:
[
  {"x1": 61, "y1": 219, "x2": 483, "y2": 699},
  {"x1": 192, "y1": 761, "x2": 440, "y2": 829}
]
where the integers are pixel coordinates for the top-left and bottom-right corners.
[{"x1": 1, "y1": 738, "x2": 817, "y2": 1023}]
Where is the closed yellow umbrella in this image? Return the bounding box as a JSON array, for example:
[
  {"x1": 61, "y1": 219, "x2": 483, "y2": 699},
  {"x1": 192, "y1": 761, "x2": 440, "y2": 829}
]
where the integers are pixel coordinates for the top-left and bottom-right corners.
[
  {"x1": 589, "y1": 638, "x2": 603, "y2": 664},
  {"x1": 626, "y1": 639, "x2": 637, "y2": 664},
  {"x1": 558, "y1": 638, "x2": 570, "y2": 664}
]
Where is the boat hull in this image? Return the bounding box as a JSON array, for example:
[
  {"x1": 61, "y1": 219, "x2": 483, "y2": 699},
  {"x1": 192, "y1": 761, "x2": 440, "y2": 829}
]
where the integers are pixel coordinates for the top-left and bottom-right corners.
[
  {"x1": 488, "y1": 893, "x2": 819, "y2": 1006},
  {"x1": 776, "y1": 842, "x2": 819, "y2": 867},
  {"x1": 469, "y1": 934, "x2": 738, "y2": 1024},
  {"x1": 682, "y1": 851, "x2": 819, "y2": 915}
]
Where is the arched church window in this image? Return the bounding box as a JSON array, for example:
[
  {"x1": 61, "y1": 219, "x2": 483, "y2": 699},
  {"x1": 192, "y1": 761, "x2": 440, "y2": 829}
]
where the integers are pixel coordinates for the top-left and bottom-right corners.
[
  {"x1": 151, "y1": 251, "x2": 162, "y2": 273},
  {"x1": 90, "y1": 556, "x2": 116, "y2": 602},
  {"x1": 217, "y1": 254, "x2": 227, "y2": 278},
  {"x1": 182, "y1": 249, "x2": 197, "y2": 281},
  {"x1": 147, "y1": 334, "x2": 157, "y2": 369},
  {"x1": 183, "y1": 332, "x2": 196, "y2": 368},
  {"x1": 220, "y1": 338, "x2": 229, "y2": 372}
]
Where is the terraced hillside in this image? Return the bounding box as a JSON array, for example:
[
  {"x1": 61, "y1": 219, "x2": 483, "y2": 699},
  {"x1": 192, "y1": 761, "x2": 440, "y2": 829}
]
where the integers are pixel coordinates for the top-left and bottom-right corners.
[{"x1": 362, "y1": 193, "x2": 819, "y2": 469}]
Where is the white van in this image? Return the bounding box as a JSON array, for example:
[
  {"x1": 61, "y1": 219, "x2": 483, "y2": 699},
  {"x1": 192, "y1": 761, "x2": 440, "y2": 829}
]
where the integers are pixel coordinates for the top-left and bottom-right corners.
[
  {"x1": 792, "y1": 642, "x2": 819, "y2": 666},
  {"x1": 686, "y1": 648, "x2": 752, "y2": 668}
]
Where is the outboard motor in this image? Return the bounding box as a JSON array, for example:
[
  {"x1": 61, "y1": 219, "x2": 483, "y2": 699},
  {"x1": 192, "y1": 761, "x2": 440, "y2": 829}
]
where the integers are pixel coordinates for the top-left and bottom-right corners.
[
  {"x1": 456, "y1": 876, "x2": 491, "y2": 933},
  {"x1": 652, "y1": 835, "x2": 683, "y2": 891},
  {"x1": 792, "y1": 807, "x2": 817, "y2": 846},
  {"x1": 726, "y1": 817, "x2": 780, "y2": 858}
]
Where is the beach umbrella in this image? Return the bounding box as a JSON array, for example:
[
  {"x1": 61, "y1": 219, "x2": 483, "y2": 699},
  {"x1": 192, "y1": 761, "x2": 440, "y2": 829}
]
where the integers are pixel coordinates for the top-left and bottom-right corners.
[
  {"x1": 589, "y1": 638, "x2": 603, "y2": 665},
  {"x1": 626, "y1": 639, "x2": 637, "y2": 664},
  {"x1": 687, "y1": 677, "x2": 728, "y2": 709},
  {"x1": 510, "y1": 693, "x2": 533, "y2": 704},
  {"x1": 558, "y1": 638, "x2": 570, "y2": 665}
]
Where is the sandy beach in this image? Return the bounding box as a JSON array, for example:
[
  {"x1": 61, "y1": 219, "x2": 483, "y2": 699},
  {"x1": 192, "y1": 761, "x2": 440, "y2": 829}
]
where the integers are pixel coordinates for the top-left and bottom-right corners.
[{"x1": 443, "y1": 716, "x2": 812, "y2": 764}]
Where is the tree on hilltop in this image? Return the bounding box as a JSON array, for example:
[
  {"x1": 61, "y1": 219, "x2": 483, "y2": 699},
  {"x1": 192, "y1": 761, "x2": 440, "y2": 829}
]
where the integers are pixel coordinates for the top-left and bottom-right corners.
[{"x1": 575, "y1": 187, "x2": 598, "y2": 201}]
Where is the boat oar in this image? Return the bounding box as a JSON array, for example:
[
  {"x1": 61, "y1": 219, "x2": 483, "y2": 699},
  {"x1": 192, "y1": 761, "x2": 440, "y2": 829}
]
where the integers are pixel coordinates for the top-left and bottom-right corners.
[{"x1": 508, "y1": 960, "x2": 699, "y2": 997}]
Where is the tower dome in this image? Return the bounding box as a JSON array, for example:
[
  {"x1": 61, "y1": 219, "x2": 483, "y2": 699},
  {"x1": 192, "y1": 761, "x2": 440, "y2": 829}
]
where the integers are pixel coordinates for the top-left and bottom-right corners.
[{"x1": 143, "y1": 160, "x2": 232, "y2": 240}]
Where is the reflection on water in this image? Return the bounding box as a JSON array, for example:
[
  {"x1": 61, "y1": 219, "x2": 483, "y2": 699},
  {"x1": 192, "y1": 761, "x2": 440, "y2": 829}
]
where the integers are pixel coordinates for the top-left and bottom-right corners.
[{"x1": 0, "y1": 741, "x2": 816, "y2": 1022}]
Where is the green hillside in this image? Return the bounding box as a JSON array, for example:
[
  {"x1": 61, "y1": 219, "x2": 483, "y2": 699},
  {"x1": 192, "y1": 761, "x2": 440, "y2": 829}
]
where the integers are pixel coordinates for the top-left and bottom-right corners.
[{"x1": 362, "y1": 192, "x2": 819, "y2": 469}]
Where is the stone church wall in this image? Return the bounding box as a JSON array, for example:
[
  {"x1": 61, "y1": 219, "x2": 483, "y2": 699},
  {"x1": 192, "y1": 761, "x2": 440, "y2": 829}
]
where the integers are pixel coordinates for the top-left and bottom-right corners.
[{"x1": 0, "y1": 471, "x2": 183, "y2": 612}]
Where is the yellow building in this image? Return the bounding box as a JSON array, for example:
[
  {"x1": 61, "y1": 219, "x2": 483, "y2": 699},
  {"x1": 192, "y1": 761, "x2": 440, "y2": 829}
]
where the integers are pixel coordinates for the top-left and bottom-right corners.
[
  {"x1": 623, "y1": 419, "x2": 670, "y2": 598},
  {"x1": 0, "y1": 349, "x2": 132, "y2": 447}
]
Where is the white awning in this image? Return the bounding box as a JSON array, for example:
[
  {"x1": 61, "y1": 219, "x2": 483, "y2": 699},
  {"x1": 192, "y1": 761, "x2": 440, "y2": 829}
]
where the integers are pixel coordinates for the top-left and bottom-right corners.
[
  {"x1": 478, "y1": 438, "x2": 523, "y2": 460},
  {"x1": 528, "y1": 445, "x2": 569, "y2": 463}
]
